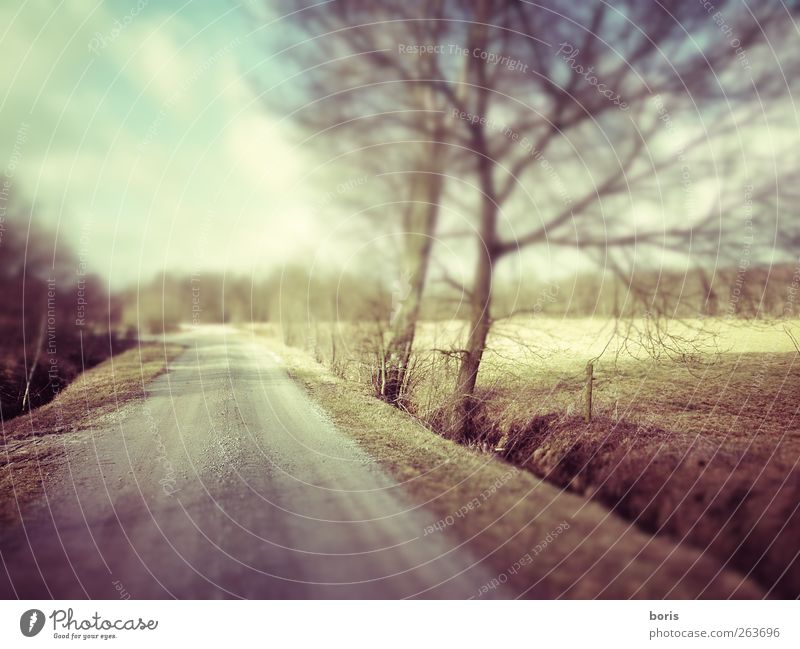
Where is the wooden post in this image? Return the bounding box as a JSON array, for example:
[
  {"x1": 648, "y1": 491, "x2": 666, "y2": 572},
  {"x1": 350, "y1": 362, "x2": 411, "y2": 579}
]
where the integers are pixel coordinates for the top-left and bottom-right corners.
[{"x1": 584, "y1": 361, "x2": 594, "y2": 423}]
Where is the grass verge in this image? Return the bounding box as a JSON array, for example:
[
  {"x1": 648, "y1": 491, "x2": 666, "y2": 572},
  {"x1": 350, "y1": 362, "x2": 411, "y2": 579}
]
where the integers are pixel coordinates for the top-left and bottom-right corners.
[
  {"x1": 0, "y1": 343, "x2": 184, "y2": 526},
  {"x1": 258, "y1": 335, "x2": 763, "y2": 599}
]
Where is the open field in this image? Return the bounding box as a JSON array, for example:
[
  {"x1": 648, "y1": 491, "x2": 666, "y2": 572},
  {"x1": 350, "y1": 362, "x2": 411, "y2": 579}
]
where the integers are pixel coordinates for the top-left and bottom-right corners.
[
  {"x1": 257, "y1": 318, "x2": 800, "y2": 596},
  {"x1": 0, "y1": 343, "x2": 184, "y2": 526}
]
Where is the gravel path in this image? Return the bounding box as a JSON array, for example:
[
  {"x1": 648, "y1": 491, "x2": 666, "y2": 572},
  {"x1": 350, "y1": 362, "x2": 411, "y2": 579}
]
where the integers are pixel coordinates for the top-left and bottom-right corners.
[{"x1": 0, "y1": 327, "x2": 496, "y2": 598}]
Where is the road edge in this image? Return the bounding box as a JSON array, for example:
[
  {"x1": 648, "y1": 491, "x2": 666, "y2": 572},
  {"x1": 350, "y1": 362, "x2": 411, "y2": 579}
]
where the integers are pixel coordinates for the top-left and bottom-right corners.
[{"x1": 255, "y1": 334, "x2": 765, "y2": 600}]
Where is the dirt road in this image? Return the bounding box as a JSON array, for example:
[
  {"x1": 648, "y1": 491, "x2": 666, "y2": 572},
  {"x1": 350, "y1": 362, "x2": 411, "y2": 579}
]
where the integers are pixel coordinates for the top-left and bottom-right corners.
[
  {"x1": 0, "y1": 327, "x2": 761, "y2": 599},
  {"x1": 0, "y1": 327, "x2": 497, "y2": 598}
]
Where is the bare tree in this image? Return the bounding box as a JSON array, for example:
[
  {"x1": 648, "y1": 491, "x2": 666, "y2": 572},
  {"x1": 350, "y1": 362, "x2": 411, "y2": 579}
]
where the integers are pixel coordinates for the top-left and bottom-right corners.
[
  {"x1": 254, "y1": 0, "x2": 799, "y2": 437},
  {"x1": 256, "y1": 0, "x2": 476, "y2": 405}
]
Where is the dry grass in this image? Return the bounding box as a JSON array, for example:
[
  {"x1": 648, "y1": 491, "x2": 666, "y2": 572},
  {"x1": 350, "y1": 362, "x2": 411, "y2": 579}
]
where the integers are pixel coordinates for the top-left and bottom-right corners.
[
  {"x1": 495, "y1": 408, "x2": 800, "y2": 598},
  {"x1": 467, "y1": 346, "x2": 800, "y2": 598},
  {"x1": 0, "y1": 343, "x2": 184, "y2": 525},
  {"x1": 255, "y1": 318, "x2": 800, "y2": 597},
  {"x1": 257, "y1": 334, "x2": 765, "y2": 599}
]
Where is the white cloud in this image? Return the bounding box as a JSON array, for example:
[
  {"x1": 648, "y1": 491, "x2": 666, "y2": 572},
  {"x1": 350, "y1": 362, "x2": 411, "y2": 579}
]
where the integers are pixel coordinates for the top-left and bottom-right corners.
[{"x1": 0, "y1": 1, "x2": 319, "y2": 284}]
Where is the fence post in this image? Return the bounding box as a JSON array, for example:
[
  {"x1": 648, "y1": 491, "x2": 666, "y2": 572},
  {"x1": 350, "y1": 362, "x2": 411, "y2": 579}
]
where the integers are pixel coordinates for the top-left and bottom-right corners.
[{"x1": 584, "y1": 361, "x2": 594, "y2": 423}]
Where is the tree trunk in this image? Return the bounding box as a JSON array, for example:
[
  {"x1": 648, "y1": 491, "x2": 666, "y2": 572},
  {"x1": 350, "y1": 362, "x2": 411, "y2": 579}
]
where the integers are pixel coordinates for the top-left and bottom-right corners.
[
  {"x1": 445, "y1": 0, "x2": 498, "y2": 441},
  {"x1": 381, "y1": 42, "x2": 449, "y2": 406},
  {"x1": 382, "y1": 141, "x2": 445, "y2": 405},
  {"x1": 446, "y1": 6, "x2": 498, "y2": 441},
  {"x1": 448, "y1": 144, "x2": 498, "y2": 440},
  {"x1": 448, "y1": 238, "x2": 494, "y2": 440}
]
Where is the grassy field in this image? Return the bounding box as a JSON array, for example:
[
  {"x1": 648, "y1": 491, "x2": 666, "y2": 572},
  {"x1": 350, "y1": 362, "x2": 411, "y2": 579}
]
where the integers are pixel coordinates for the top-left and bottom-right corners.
[
  {"x1": 0, "y1": 343, "x2": 184, "y2": 526},
  {"x1": 259, "y1": 317, "x2": 800, "y2": 596}
]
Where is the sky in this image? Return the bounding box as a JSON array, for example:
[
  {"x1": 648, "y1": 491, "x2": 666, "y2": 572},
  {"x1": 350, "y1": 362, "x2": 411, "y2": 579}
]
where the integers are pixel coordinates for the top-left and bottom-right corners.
[
  {"x1": 2, "y1": 1, "x2": 793, "y2": 295},
  {"x1": 0, "y1": 0, "x2": 322, "y2": 288}
]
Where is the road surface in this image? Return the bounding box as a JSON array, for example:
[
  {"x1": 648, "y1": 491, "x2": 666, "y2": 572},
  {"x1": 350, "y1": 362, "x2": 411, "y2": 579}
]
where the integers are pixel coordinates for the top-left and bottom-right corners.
[{"x1": 0, "y1": 327, "x2": 497, "y2": 598}]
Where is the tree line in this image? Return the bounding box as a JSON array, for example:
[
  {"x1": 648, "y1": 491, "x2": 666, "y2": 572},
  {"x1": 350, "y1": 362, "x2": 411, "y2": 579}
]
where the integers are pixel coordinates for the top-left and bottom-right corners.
[{"x1": 0, "y1": 203, "x2": 127, "y2": 422}]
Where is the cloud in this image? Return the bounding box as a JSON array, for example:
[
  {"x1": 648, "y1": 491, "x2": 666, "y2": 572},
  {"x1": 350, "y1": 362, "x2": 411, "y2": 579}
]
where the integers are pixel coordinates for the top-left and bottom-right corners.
[{"x1": 0, "y1": 0, "x2": 315, "y2": 284}]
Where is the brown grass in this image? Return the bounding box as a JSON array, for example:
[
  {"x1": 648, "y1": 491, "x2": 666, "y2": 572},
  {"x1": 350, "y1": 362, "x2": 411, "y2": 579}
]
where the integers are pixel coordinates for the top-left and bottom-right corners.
[
  {"x1": 0, "y1": 343, "x2": 184, "y2": 525},
  {"x1": 257, "y1": 335, "x2": 765, "y2": 599},
  {"x1": 464, "y1": 352, "x2": 800, "y2": 597},
  {"x1": 253, "y1": 319, "x2": 800, "y2": 597}
]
